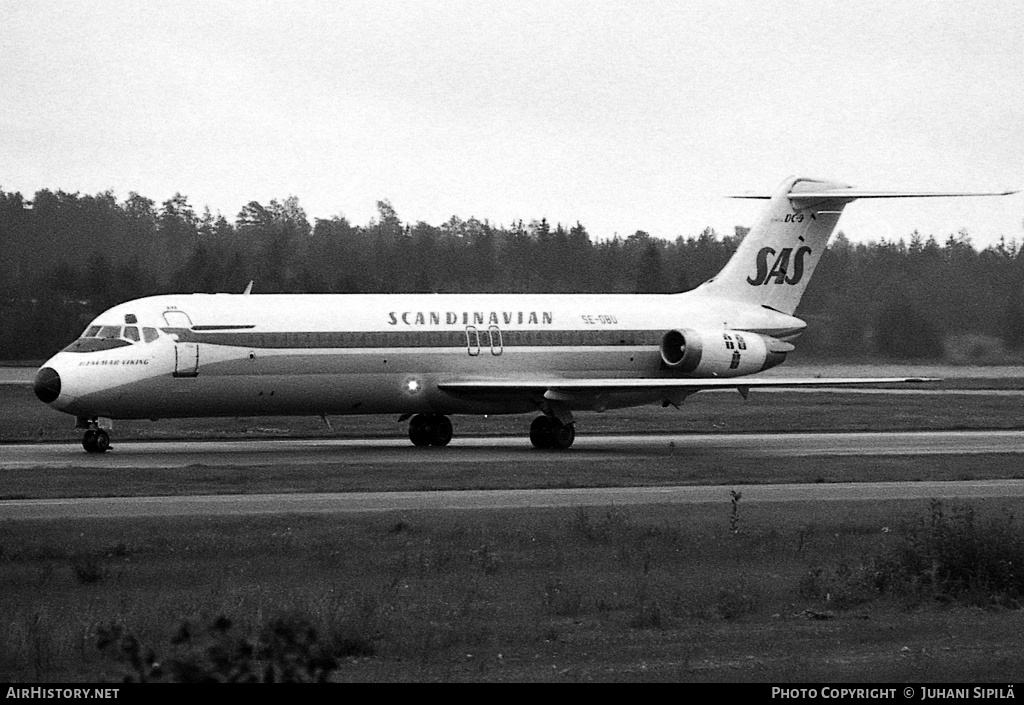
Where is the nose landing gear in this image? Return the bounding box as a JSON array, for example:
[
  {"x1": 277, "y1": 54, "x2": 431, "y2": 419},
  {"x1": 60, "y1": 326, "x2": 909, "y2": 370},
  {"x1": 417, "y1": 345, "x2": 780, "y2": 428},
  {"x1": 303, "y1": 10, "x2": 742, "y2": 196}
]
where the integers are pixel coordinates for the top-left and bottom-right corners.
[
  {"x1": 82, "y1": 428, "x2": 111, "y2": 453},
  {"x1": 77, "y1": 418, "x2": 111, "y2": 453}
]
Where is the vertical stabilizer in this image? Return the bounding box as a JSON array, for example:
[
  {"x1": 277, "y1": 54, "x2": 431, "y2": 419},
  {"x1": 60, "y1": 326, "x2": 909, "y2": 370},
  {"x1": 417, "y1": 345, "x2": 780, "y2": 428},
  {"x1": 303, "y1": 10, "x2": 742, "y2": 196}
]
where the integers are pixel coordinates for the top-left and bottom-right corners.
[{"x1": 693, "y1": 176, "x2": 852, "y2": 315}]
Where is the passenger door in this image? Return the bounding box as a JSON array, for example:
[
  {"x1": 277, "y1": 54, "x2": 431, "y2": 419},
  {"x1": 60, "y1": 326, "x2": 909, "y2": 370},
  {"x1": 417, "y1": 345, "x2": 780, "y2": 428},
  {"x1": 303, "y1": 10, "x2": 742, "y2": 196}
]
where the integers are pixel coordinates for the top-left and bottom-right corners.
[
  {"x1": 164, "y1": 310, "x2": 200, "y2": 378},
  {"x1": 173, "y1": 344, "x2": 200, "y2": 378}
]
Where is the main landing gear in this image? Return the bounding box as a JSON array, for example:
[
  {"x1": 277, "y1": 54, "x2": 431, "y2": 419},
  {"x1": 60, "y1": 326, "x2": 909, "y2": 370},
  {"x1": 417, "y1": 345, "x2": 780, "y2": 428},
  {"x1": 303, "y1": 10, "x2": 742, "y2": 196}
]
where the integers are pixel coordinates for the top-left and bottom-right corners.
[
  {"x1": 404, "y1": 413, "x2": 576, "y2": 449},
  {"x1": 530, "y1": 415, "x2": 576, "y2": 450},
  {"x1": 408, "y1": 413, "x2": 453, "y2": 447}
]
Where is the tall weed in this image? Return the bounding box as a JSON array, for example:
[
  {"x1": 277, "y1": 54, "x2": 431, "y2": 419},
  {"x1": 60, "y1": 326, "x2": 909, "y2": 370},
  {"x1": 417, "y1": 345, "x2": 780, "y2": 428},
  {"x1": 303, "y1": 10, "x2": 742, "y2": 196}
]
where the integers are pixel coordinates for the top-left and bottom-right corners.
[{"x1": 800, "y1": 501, "x2": 1024, "y2": 609}]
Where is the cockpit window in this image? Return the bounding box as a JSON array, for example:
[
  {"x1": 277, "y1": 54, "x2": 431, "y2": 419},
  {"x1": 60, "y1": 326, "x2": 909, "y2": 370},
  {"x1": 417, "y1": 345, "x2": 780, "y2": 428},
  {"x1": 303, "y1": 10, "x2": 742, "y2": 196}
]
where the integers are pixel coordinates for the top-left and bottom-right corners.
[
  {"x1": 80, "y1": 325, "x2": 147, "y2": 344},
  {"x1": 64, "y1": 332, "x2": 132, "y2": 353},
  {"x1": 76, "y1": 322, "x2": 159, "y2": 348}
]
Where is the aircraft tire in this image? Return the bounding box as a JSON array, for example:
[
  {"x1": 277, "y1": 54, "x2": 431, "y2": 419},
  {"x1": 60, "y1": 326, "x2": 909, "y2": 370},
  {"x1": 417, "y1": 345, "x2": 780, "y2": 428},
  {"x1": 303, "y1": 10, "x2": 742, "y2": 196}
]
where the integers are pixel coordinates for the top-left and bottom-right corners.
[
  {"x1": 530, "y1": 416, "x2": 575, "y2": 450},
  {"x1": 429, "y1": 415, "x2": 453, "y2": 447},
  {"x1": 530, "y1": 416, "x2": 553, "y2": 449},
  {"x1": 409, "y1": 414, "x2": 453, "y2": 447},
  {"x1": 409, "y1": 414, "x2": 432, "y2": 447},
  {"x1": 550, "y1": 422, "x2": 575, "y2": 450},
  {"x1": 83, "y1": 429, "x2": 111, "y2": 453}
]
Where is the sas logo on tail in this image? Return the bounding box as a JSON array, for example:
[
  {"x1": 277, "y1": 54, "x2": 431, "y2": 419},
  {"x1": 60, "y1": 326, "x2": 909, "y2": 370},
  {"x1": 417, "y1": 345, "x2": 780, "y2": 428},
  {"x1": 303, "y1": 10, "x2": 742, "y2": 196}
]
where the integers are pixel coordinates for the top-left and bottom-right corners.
[{"x1": 747, "y1": 246, "x2": 812, "y2": 286}]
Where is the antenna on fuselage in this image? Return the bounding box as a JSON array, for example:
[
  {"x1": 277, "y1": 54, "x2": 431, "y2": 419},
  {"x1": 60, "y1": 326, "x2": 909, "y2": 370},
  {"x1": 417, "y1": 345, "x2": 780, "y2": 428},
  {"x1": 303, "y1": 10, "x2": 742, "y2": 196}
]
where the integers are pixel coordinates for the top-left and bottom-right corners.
[{"x1": 243, "y1": 281, "x2": 254, "y2": 296}]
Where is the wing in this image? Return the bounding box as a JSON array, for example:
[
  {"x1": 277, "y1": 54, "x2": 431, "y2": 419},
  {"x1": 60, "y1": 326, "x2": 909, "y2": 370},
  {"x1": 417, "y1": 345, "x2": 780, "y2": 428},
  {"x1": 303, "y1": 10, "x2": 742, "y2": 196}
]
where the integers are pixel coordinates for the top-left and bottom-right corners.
[{"x1": 439, "y1": 376, "x2": 936, "y2": 395}]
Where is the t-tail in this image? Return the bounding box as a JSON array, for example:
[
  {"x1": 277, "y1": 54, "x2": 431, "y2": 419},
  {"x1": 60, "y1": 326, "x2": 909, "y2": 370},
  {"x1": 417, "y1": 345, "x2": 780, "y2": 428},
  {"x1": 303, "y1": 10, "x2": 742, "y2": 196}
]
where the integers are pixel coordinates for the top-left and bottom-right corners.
[{"x1": 694, "y1": 176, "x2": 1018, "y2": 315}]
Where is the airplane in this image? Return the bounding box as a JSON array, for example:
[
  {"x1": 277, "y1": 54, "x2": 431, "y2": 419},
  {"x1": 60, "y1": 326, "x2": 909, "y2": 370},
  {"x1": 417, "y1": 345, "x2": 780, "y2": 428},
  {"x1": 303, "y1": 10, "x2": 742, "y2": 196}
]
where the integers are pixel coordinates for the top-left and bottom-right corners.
[{"x1": 32, "y1": 176, "x2": 1017, "y2": 453}]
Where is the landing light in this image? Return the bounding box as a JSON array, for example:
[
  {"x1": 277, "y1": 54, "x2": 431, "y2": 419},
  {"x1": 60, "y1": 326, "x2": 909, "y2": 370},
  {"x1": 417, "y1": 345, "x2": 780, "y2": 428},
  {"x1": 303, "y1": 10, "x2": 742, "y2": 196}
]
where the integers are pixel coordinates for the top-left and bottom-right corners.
[{"x1": 406, "y1": 380, "x2": 421, "y2": 393}]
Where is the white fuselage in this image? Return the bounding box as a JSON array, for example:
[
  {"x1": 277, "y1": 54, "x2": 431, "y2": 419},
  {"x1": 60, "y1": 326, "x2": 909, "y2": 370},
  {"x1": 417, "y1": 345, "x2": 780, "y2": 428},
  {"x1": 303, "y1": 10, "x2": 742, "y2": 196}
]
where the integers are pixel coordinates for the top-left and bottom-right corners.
[{"x1": 36, "y1": 290, "x2": 805, "y2": 421}]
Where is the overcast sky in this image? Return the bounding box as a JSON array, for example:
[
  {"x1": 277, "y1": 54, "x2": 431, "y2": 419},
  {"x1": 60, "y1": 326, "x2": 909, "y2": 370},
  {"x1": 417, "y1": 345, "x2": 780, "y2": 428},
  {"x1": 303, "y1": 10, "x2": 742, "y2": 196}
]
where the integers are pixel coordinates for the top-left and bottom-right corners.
[{"x1": 2, "y1": 1, "x2": 1021, "y2": 247}]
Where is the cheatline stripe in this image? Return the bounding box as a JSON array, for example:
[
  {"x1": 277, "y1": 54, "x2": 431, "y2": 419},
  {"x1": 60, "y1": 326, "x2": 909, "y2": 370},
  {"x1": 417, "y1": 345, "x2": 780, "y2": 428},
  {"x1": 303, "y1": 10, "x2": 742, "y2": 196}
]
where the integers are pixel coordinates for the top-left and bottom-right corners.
[{"x1": 159, "y1": 327, "x2": 802, "y2": 350}]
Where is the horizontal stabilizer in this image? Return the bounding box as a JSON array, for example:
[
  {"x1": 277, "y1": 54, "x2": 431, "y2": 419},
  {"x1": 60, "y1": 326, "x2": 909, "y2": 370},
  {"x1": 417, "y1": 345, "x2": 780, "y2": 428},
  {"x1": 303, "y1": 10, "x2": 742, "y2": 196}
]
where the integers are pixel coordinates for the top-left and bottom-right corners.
[{"x1": 734, "y1": 188, "x2": 1018, "y2": 201}]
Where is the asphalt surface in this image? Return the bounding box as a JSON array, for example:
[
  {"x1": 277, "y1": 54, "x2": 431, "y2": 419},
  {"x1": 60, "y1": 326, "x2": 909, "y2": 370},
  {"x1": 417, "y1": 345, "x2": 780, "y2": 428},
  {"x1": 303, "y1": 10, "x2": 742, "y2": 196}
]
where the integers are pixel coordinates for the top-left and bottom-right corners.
[
  {"x1": 3, "y1": 430, "x2": 1024, "y2": 520},
  {"x1": 3, "y1": 430, "x2": 1024, "y2": 471},
  {"x1": 3, "y1": 480, "x2": 1024, "y2": 520}
]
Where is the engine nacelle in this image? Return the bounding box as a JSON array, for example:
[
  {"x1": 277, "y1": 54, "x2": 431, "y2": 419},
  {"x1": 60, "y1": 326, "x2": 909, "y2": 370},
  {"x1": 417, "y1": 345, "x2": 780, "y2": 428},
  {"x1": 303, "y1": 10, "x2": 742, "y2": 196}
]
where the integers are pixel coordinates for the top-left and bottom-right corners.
[{"x1": 660, "y1": 328, "x2": 790, "y2": 377}]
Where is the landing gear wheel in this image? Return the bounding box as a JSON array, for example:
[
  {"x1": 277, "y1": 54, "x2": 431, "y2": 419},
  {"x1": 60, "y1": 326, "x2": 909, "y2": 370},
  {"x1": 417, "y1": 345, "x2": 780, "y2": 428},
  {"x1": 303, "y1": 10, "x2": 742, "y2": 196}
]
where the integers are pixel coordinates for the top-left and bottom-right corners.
[
  {"x1": 82, "y1": 429, "x2": 110, "y2": 453},
  {"x1": 409, "y1": 415, "x2": 432, "y2": 447},
  {"x1": 551, "y1": 421, "x2": 575, "y2": 450},
  {"x1": 530, "y1": 416, "x2": 554, "y2": 448},
  {"x1": 408, "y1": 414, "x2": 453, "y2": 447},
  {"x1": 429, "y1": 415, "x2": 453, "y2": 447},
  {"x1": 530, "y1": 416, "x2": 575, "y2": 450}
]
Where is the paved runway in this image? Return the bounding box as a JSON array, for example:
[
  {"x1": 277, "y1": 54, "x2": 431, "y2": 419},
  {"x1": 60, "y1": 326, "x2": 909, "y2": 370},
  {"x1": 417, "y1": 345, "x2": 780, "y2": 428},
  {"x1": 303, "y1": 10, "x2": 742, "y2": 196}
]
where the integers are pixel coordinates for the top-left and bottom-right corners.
[
  {"x1": 3, "y1": 430, "x2": 1024, "y2": 520},
  {"x1": 3, "y1": 430, "x2": 1024, "y2": 471},
  {"x1": 4, "y1": 480, "x2": 1024, "y2": 521},
  {"x1": 2, "y1": 426, "x2": 1024, "y2": 520}
]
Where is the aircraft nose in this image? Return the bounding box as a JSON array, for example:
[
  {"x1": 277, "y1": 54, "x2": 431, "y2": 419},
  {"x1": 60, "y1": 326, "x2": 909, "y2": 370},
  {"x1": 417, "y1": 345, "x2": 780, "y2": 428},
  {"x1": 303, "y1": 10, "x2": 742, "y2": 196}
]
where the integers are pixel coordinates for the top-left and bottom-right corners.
[{"x1": 34, "y1": 367, "x2": 62, "y2": 404}]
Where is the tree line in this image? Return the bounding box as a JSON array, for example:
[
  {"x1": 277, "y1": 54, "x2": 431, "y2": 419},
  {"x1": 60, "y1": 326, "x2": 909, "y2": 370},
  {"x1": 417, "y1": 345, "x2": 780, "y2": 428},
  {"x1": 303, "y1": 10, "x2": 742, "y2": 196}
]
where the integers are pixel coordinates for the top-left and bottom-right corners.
[{"x1": 2, "y1": 188, "x2": 1022, "y2": 361}]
